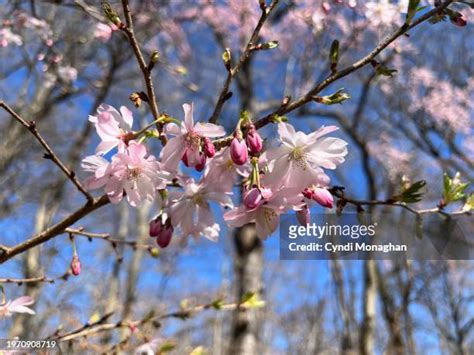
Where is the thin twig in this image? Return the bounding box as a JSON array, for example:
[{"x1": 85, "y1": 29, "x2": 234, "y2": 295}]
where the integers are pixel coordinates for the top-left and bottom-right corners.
[
  {"x1": 330, "y1": 188, "x2": 471, "y2": 217},
  {"x1": 0, "y1": 101, "x2": 93, "y2": 202},
  {"x1": 120, "y1": 0, "x2": 160, "y2": 120},
  {"x1": 66, "y1": 228, "x2": 157, "y2": 251},
  {"x1": 0, "y1": 272, "x2": 72, "y2": 285},
  {"x1": 208, "y1": 0, "x2": 280, "y2": 124}
]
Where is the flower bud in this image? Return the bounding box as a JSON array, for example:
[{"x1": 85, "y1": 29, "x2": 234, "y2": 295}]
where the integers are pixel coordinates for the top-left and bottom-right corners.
[
  {"x1": 450, "y1": 11, "x2": 467, "y2": 27},
  {"x1": 243, "y1": 187, "x2": 263, "y2": 209},
  {"x1": 312, "y1": 187, "x2": 334, "y2": 208},
  {"x1": 149, "y1": 218, "x2": 162, "y2": 237},
  {"x1": 195, "y1": 153, "x2": 207, "y2": 172},
  {"x1": 157, "y1": 222, "x2": 173, "y2": 248},
  {"x1": 230, "y1": 137, "x2": 248, "y2": 165},
  {"x1": 246, "y1": 126, "x2": 263, "y2": 154},
  {"x1": 203, "y1": 137, "x2": 216, "y2": 158},
  {"x1": 70, "y1": 255, "x2": 81, "y2": 276},
  {"x1": 296, "y1": 206, "x2": 310, "y2": 226}
]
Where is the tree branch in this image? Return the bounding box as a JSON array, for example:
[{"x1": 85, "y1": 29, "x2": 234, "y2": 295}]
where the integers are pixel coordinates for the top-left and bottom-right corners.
[
  {"x1": 330, "y1": 188, "x2": 471, "y2": 217},
  {"x1": 252, "y1": 1, "x2": 454, "y2": 130},
  {"x1": 51, "y1": 300, "x2": 247, "y2": 342},
  {"x1": 0, "y1": 195, "x2": 110, "y2": 264},
  {"x1": 208, "y1": 0, "x2": 280, "y2": 124},
  {"x1": 0, "y1": 101, "x2": 93, "y2": 202},
  {"x1": 120, "y1": 0, "x2": 160, "y2": 120},
  {"x1": 66, "y1": 227, "x2": 158, "y2": 252}
]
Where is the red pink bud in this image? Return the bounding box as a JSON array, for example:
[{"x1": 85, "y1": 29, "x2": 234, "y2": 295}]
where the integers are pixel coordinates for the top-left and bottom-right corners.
[
  {"x1": 246, "y1": 126, "x2": 263, "y2": 154},
  {"x1": 203, "y1": 137, "x2": 216, "y2": 158},
  {"x1": 157, "y1": 222, "x2": 173, "y2": 248},
  {"x1": 243, "y1": 187, "x2": 263, "y2": 209},
  {"x1": 230, "y1": 137, "x2": 248, "y2": 165},
  {"x1": 312, "y1": 187, "x2": 334, "y2": 208},
  {"x1": 149, "y1": 218, "x2": 162, "y2": 237},
  {"x1": 450, "y1": 12, "x2": 467, "y2": 27},
  {"x1": 70, "y1": 255, "x2": 81, "y2": 276}
]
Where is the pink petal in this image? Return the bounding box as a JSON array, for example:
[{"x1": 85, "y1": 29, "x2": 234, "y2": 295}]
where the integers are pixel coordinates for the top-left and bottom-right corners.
[
  {"x1": 96, "y1": 140, "x2": 118, "y2": 155},
  {"x1": 119, "y1": 106, "x2": 133, "y2": 130},
  {"x1": 194, "y1": 122, "x2": 226, "y2": 137},
  {"x1": 161, "y1": 136, "x2": 186, "y2": 171},
  {"x1": 183, "y1": 103, "x2": 194, "y2": 130},
  {"x1": 224, "y1": 206, "x2": 254, "y2": 227}
]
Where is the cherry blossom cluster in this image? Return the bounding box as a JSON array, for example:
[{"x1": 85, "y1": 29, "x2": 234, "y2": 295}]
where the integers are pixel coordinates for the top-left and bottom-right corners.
[
  {"x1": 0, "y1": 10, "x2": 52, "y2": 47},
  {"x1": 81, "y1": 103, "x2": 348, "y2": 244}
]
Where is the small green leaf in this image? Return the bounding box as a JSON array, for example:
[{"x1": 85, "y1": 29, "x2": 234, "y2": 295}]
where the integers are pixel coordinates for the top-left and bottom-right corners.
[
  {"x1": 159, "y1": 341, "x2": 176, "y2": 353},
  {"x1": 262, "y1": 40, "x2": 279, "y2": 49},
  {"x1": 102, "y1": 1, "x2": 122, "y2": 27},
  {"x1": 392, "y1": 179, "x2": 426, "y2": 203},
  {"x1": 443, "y1": 172, "x2": 469, "y2": 205},
  {"x1": 463, "y1": 194, "x2": 474, "y2": 212},
  {"x1": 317, "y1": 88, "x2": 351, "y2": 105},
  {"x1": 241, "y1": 292, "x2": 265, "y2": 309}
]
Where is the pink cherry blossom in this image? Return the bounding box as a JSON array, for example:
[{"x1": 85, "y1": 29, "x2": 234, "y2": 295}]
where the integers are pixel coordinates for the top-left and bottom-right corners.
[
  {"x1": 13, "y1": 11, "x2": 53, "y2": 43},
  {"x1": 89, "y1": 104, "x2": 135, "y2": 155},
  {"x1": 0, "y1": 28, "x2": 22, "y2": 47},
  {"x1": 224, "y1": 188, "x2": 303, "y2": 239},
  {"x1": 0, "y1": 296, "x2": 35, "y2": 318},
  {"x1": 202, "y1": 146, "x2": 251, "y2": 192},
  {"x1": 263, "y1": 123, "x2": 348, "y2": 190},
  {"x1": 82, "y1": 142, "x2": 170, "y2": 207},
  {"x1": 167, "y1": 176, "x2": 233, "y2": 242},
  {"x1": 364, "y1": 0, "x2": 401, "y2": 28},
  {"x1": 161, "y1": 103, "x2": 225, "y2": 171}
]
